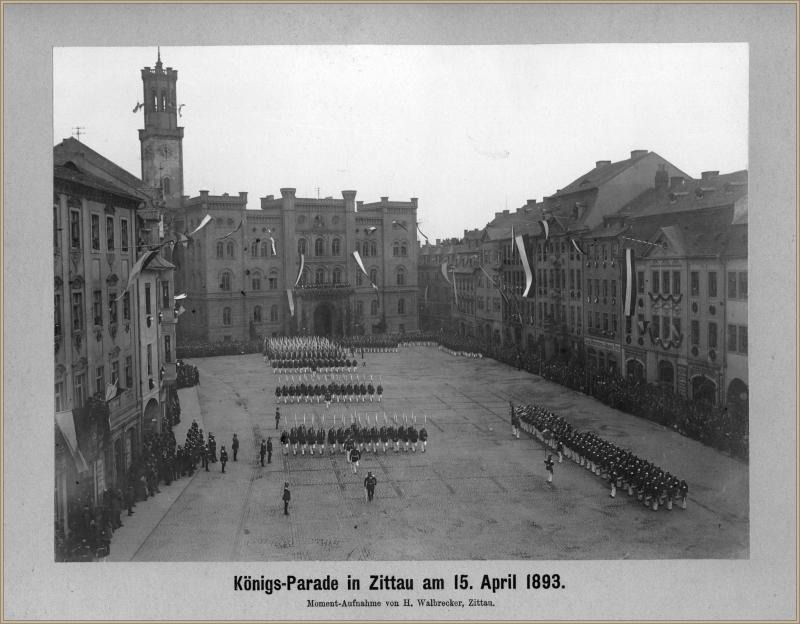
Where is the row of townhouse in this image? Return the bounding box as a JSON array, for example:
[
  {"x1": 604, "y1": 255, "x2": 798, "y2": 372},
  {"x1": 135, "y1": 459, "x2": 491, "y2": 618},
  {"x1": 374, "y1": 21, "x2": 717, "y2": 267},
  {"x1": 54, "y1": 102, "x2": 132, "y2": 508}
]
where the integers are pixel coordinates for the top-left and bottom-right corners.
[
  {"x1": 53, "y1": 137, "x2": 178, "y2": 538},
  {"x1": 418, "y1": 150, "x2": 748, "y2": 417}
]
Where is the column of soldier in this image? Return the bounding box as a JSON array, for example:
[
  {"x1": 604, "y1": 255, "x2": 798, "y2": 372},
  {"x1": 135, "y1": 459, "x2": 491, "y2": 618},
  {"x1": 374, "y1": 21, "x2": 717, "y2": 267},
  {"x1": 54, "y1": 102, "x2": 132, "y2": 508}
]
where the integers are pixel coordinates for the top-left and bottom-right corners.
[
  {"x1": 275, "y1": 373, "x2": 383, "y2": 404},
  {"x1": 510, "y1": 402, "x2": 689, "y2": 512},
  {"x1": 278, "y1": 412, "x2": 429, "y2": 459}
]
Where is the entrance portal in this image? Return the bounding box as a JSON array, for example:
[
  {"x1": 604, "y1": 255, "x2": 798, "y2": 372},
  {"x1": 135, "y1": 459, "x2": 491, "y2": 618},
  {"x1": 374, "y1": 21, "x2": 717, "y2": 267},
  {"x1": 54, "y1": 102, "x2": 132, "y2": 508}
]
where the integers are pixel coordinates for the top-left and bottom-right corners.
[{"x1": 313, "y1": 303, "x2": 334, "y2": 336}]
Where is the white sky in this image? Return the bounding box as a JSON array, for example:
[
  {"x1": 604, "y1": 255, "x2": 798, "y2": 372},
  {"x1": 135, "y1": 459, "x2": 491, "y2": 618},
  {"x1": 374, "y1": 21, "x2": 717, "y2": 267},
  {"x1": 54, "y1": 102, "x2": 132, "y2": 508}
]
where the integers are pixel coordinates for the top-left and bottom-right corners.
[{"x1": 54, "y1": 44, "x2": 748, "y2": 241}]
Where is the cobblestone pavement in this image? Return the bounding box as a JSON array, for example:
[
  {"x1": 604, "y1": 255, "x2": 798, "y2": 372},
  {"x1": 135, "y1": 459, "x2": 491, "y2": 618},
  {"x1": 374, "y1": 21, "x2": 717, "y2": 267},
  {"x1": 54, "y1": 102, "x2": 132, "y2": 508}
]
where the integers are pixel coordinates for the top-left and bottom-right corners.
[{"x1": 124, "y1": 345, "x2": 748, "y2": 561}]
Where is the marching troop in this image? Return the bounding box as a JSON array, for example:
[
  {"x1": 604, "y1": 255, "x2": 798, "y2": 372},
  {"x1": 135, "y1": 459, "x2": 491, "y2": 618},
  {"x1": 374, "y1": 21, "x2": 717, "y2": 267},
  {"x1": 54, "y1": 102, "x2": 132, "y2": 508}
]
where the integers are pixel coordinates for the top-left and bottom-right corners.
[
  {"x1": 511, "y1": 402, "x2": 689, "y2": 511},
  {"x1": 274, "y1": 374, "x2": 382, "y2": 404}
]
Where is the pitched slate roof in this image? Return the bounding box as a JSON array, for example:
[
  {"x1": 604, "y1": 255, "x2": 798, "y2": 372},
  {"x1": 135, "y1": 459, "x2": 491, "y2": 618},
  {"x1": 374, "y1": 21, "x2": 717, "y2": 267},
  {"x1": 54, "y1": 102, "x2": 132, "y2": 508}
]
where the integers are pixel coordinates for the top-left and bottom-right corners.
[
  {"x1": 54, "y1": 161, "x2": 142, "y2": 203},
  {"x1": 551, "y1": 152, "x2": 652, "y2": 197}
]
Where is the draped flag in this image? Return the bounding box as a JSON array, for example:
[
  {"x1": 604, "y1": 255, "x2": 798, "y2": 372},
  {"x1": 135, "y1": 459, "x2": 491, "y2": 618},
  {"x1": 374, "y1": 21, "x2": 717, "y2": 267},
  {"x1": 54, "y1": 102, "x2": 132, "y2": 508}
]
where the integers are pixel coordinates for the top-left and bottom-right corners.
[
  {"x1": 510, "y1": 225, "x2": 515, "y2": 261},
  {"x1": 158, "y1": 215, "x2": 165, "y2": 239},
  {"x1": 294, "y1": 253, "x2": 305, "y2": 287},
  {"x1": 669, "y1": 322, "x2": 681, "y2": 341},
  {"x1": 218, "y1": 218, "x2": 243, "y2": 240},
  {"x1": 268, "y1": 231, "x2": 277, "y2": 256},
  {"x1": 539, "y1": 219, "x2": 550, "y2": 241},
  {"x1": 623, "y1": 248, "x2": 636, "y2": 316},
  {"x1": 287, "y1": 289, "x2": 295, "y2": 317},
  {"x1": 178, "y1": 232, "x2": 190, "y2": 248},
  {"x1": 365, "y1": 226, "x2": 377, "y2": 234},
  {"x1": 452, "y1": 270, "x2": 458, "y2": 305},
  {"x1": 174, "y1": 292, "x2": 187, "y2": 300},
  {"x1": 392, "y1": 220, "x2": 408, "y2": 232},
  {"x1": 175, "y1": 305, "x2": 186, "y2": 317},
  {"x1": 55, "y1": 411, "x2": 89, "y2": 473},
  {"x1": 352, "y1": 251, "x2": 369, "y2": 277},
  {"x1": 416, "y1": 223, "x2": 429, "y2": 244},
  {"x1": 116, "y1": 249, "x2": 159, "y2": 300},
  {"x1": 479, "y1": 265, "x2": 495, "y2": 285},
  {"x1": 105, "y1": 378, "x2": 118, "y2": 402},
  {"x1": 188, "y1": 214, "x2": 212, "y2": 237},
  {"x1": 515, "y1": 234, "x2": 533, "y2": 297},
  {"x1": 440, "y1": 261, "x2": 451, "y2": 284},
  {"x1": 570, "y1": 238, "x2": 586, "y2": 255},
  {"x1": 424, "y1": 284, "x2": 429, "y2": 305}
]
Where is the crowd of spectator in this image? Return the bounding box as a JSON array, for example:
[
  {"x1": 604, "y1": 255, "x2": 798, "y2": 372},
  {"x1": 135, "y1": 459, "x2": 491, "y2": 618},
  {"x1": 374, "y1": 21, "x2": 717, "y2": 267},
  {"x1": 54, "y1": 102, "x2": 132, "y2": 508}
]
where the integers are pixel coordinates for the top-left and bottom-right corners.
[{"x1": 176, "y1": 360, "x2": 200, "y2": 388}]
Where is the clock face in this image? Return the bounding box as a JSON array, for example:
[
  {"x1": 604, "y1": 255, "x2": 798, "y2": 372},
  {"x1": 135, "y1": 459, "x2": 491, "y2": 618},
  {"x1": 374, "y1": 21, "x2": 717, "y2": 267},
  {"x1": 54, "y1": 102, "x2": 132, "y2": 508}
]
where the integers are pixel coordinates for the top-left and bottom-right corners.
[{"x1": 158, "y1": 145, "x2": 172, "y2": 158}]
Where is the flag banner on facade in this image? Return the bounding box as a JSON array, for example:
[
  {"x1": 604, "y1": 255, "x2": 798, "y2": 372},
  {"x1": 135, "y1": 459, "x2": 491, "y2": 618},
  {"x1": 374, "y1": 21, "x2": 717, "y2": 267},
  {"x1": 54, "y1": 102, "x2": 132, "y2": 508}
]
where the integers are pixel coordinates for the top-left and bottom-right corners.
[
  {"x1": 55, "y1": 411, "x2": 90, "y2": 473},
  {"x1": 392, "y1": 220, "x2": 408, "y2": 232},
  {"x1": 175, "y1": 305, "x2": 186, "y2": 317},
  {"x1": 188, "y1": 214, "x2": 212, "y2": 237},
  {"x1": 371, "y1": 282, "x2": 379, "y2": 294},
  {"x1": 570, "y1": 238, "x2": 586, "y2": 255},
  {"x1": 174, "y1": 292, "x2": 187, "y2": 300},
  {"x1": 452, "y1": 271, "x2": 458, "y2": 305},
  {"x1": 105, "y1": 379, "x2": 118, "y2": 402},
  {"x1": 510, "y1": 225, "x2": 515, "y2": 261},
  {"x1": 515, "y1": 234, "x2": 533, "y2": 297},
  {"x1": 269, "y1": 235, "x2": 277, "y2": 256},
  {"x1": 177, "y1": 232, "x2": 190, "y2": 248},
  {"x1": 352, "y1": 251, "x2": 369, "y2": 276},
  {"x1": 669, "y1": 322, "x2": 681, "y2": 341},
  {"x1": 623, "y1": 247, "x2": 636, "y2": 317},
  {"x1": 416, "y1": 223, "x2": 429, "y2": 244},
  {"x1": 365, "y1": 226, "x2": 377, "y2": 234},
  {"x1": 116, "y1": 249, "x2": 159, "y2": 300},
  {"x1": 424, "y1": 284, "x2": 428, "y2": 304},
  {"x1": 540, "y1": 220, "x2": 550, "y2": 241},
  {"x1": 287, "y1": 289, "x2": 295, "y2": 317},
  {"x1": 294, "y1": 253, "x2": 305, "y2": 287},
  {"x1": 218, "y1": 218, "x2": 243, "y2": 240},
  {"x1": 158, "y1": 215, "x2": 165, "y2": 239},
  {"x1": 440, "y1": 261, "x2": 451, "y2": 284}
]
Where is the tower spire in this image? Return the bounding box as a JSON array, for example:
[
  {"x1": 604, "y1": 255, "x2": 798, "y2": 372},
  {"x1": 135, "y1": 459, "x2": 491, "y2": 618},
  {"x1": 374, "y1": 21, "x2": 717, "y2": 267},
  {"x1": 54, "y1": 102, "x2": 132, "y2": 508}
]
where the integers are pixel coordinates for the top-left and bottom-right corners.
[{"x1": 156, "y1": 46, "x2": 162, "y2": 68}]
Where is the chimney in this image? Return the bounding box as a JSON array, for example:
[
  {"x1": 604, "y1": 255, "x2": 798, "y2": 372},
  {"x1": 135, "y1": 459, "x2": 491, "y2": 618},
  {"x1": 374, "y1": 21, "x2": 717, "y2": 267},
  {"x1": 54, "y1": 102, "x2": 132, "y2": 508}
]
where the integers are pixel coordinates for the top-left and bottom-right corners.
[
  {"x1": 380, "y1": 196, "x2": 388, "y2": 203},
  {"x1": 503, "y1": 209, "x2": 509, "y2": 215},
  {"x1": 630, "y1": 150, "x2": 648, "y2": 159},
  {"x1": 701, "y1": 171, "x2": 720, "y2": 180},
  {"x1": 265, "y1": 195, "x2": 274, "y2": 201},
  {"x1": 280, "y1": 188, "x2": 296, "y2": 198},
  {"x1": 526, "y1": 199, "x2": 537, "y2": 207},
  {"x1": 595, "y1": 160, "x2": 611, "y2": 168},
  {"x1": 654, "y1": 164, "x2": 669, "y2": 190},
  {"x1": 669, "y1": 176, "x2": 685, "y2": 188},
  {"x1": 410, "y1": 198, "x2": 418, "y2": 209}
]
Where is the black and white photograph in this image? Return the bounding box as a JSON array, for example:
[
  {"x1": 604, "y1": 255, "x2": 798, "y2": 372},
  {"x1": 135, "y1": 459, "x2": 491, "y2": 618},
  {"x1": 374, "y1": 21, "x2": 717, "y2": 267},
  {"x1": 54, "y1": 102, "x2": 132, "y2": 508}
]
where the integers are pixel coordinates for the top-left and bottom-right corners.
[{"x1": 3, "y1": 3, "x2": 796, "y2": 622}]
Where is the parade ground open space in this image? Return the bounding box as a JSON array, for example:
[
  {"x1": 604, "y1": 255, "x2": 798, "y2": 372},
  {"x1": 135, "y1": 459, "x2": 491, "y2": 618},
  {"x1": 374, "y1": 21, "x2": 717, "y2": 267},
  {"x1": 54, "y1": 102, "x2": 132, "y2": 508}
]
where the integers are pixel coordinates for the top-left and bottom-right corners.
[{"x1": 110, "y1": 345, "x2": 748, "y2": 561}]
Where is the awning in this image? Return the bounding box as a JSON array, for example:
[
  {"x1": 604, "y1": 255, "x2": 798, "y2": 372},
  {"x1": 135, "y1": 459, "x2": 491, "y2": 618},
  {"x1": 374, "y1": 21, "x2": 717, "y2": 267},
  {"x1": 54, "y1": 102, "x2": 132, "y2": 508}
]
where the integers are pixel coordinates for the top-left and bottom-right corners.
[{"x1": 55, "y1": 411, "x2": 90, "y2": 473}]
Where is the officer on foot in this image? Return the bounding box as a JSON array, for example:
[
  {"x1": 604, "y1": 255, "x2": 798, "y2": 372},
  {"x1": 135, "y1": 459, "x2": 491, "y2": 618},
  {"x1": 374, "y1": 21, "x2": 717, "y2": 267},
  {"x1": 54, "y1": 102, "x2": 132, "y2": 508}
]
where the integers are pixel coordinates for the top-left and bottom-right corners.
[
  {"x1": 275, "y1": 408, "x2": 281, "y2": 430},
  {"x1": 232, "y1": 433, "x2": 239, "y2": 461},
  {"x1": 220, "y1": 446, "x2": 228, "y2": 473},
  {"x1": 282, "y1": 482, "x2": 291, "y2": 515},
  {"x1": 364, "y1": 471, "x2": 377, "y2": 502},
  {"x1": 267, "y1": 437, "x2": 273, "y2": 464},
  {"x1": 260, "y1": 439, "x2": 267, "y2": 467},
  {"x1": 349, "y1": 446, "x2": 361, "y2": 474},
  {"x1": 545, "y1": 454, "x2": 554, "y2": 485}
]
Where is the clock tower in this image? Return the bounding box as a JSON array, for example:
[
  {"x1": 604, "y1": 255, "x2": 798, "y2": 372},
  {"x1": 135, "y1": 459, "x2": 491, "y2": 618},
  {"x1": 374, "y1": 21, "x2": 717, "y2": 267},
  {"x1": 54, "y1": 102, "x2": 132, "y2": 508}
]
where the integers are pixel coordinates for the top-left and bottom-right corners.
[{"x1": 139, "y1": 48, "x2": 184, "y2": 205}]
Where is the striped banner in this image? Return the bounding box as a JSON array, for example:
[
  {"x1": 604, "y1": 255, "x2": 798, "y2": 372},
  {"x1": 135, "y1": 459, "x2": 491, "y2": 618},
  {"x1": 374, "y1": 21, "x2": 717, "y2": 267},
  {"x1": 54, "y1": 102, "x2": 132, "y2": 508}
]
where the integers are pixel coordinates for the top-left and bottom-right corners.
[
  {"x1": 539, "y1": 220, "x2": 549, "y2": 241},
  {"x1": 187, "y1": 214, "x2": 212, "y2": 237},
  {"x1": 269, "y1": 235, "x2": 277, "y2": 256},
  {"x1": 570, "y1": 238, "x2": 586, "y2": 255},
  {"x1": 623, "y1": 248, "x2": 636, "y2": 317},
  {"x1": 515, "y1": 234, "x2": 533, "y2": 297},
  {"x1": 440, "y1": 261, "x2": 451, "y2": 284},
  {"x1": 287, "y1": 289, "x2": 295, "y2": 317},
  {"x1": 294, "y1": 253, "x2": 305, "y2": 287},
  {"x1": 352, "y1": 250, "x2": 369, "y2": 276}
]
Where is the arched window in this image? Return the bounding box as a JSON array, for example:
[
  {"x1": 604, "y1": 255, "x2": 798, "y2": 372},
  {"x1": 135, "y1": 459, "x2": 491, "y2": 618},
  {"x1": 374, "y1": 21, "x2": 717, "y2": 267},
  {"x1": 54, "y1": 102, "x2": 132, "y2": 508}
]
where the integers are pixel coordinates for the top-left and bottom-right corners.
[
  {"x1": 332, "y1": 267, "x2": 342, "y2": 284},
  {"x1": 315, "y1": 237, "x2": 325, "y2": 257},
  {"x1": 151, "y1": 89, "x2": 157, "y2": 111},
  {"x1": 315, "y1": 267, "x2": 325, "y2": 284},
  {"x1": 370, "y1": 300, "x2": 378, "y2": 316},
  {"x1": 220, "y1": 271, "x2": 231, "y2": 291},
  {"x1": 268, "y1": 270, "x2": 278, "y2": 290},
  {"x1": 251, "y1": 242, "x2": 258, "y2": 258},
  {"x1": 332, "y1": 238, "x2": 341, "y2": 256},
  {"x1": 355, "y1": 240, "x2": 361, "y2": 255},
  {"x1": 392, "y1": 242, "x2": 400, "y2": 257},
  {"x1": 356, "y1": 271, "x2": 363, "y2": 286},
  {"x1": 297, "y1": 238, "x2": 307, "y2": 256},
  {"x1": 396, "y1": 267, "x2": 406, "y2": 286},
  {"x1": 216, "y1": 242, "x2": 224, "y2": 258},
  {"x1": 160, "y1": 90, "x2": 167, "y2": 111},
  {"x1": 253, "y1": 305, "x2": 262, "y2": 323},
  {"x1": 261, "y1": 241, "x2": 269, "y2": 257},
  {"x1": 222, "y1": 307, "x2": 231, "y2": 326},
  {"x1": 361, "y1": 240, "x2": 369, "y2": 257},
  {"x1": 369, "y1": 268, "x2": 378, "y2": 285},
  {"x1": 226, "y1": 242, "x2": 235, "y2": 258},
  {"x1": 162, "y1": 177, "x2": 171, "y2": 196},
  {"x1": 251, "y1": 273, "x2": 262, "y2": 291},
  {"x1": 370, "y1": 241, "x2": 377, "y2": 256},
  {"x1": 357, "y1": 301, "x2": 364, "y2": 316},
  {"x1": 398, "y1": 298, "x2": 406, "y2": 315},
  {"x1": 270, "y1": 305, "x2": 279, "y2": 322},
  {"x1": 401, "y1": 243, "x2": 408, "y2": 257}
]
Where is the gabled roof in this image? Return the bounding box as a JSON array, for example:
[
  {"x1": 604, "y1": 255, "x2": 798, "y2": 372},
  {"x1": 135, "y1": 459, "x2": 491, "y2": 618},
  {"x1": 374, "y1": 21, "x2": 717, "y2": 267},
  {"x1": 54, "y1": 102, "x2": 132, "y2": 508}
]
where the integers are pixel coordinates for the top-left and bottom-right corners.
[
  {"x1": 54, "y1": 161, "x2": 142, "y2": 203},
  {"x1": 641, "y1": 208, "x2": 740, "y2": 259},
  {"x1": 551, "y1": 151, "x2": 653, "y2": 197},
  {"x1": 54, "y1": 137, "x2": 146, "y2": 193}
]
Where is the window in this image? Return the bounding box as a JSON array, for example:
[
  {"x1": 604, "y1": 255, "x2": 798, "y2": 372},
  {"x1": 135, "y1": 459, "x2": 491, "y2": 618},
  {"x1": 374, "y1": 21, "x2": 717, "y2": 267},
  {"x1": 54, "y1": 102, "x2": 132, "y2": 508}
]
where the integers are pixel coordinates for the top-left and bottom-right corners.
[
  {"x1": 727, "y1": 324, "x2": 738, "y2": 351},
  {"x1": 220, "y1": 272, "x2": 231, "y2": 291},
  {"x1": 333, "y1": 268, "x2": 342, "y2": 284},
  {"x1": 226, "y1": 242, "x2": 235, "y2": 258},
  {"x1": 315, "y1": 268, "x2": 325, "y2": 284},
  {"x1": 91, "y1": 214, "x2": 100, "y2": 250},
  {"x1": 250, "y1": 274, "x2": 261, "y2": 290},
  {"x1": 708, "y1": 271, "x2": 718, "y2": 298},
  {"x1": 298, "y1": 239, "x2": 307, "y2": 255},
  {"x1": 355, "y1": 240, "x2": 361, "y2": 255},
  {"x1": 315, "y1": 238, "x2": 324, "y2": 256},
  {"x1": 146, "y1": 344, "x2": 153, "y2": 375},
  {"x1": 74, "y1": 373, "x2": 86, "y2": 409},
  {"x1": 690, "y1": 271, "x2": 700, "y2": 297},
  {"x1": 739, "y1": 272, "x2": 748, "y2": 299},
  {"x1": 602, "y1": 280, "x2": 608, "y2": 298},
  {"x1": 125, "y1": 356, "x2": 133, "y2": 388},
  {"x1": 662, "y1": 316, "x2": 670, "y2": 340},
  {"x1": 637, "y1": 271, "x2": 644, "y2": 294},
  {"x1": 603, "y1": 313, "x2": 609, "y2": 331},
  {"x1": 370, "y1": 268, "x2": 378, "y2": 285},
  {"x1": 371, "y1": 300, "x2": 378, "y2": 316},
  {"x1": 356, "y1": 271, "x2": 363, "y2": 286},
  {"x1": 55, "y1": 381, "x2": 65, "y2": 412},
  {"x1": 673, "y1": 317, "x2": 681, "y2": 338},
  {"x1": 216, "y1": 242, "x2": 224, "y2": 258},
  {"x1": 398, "y1": 298, "x2": 406, "y2": 315},
  {"x1": 164, "y1": 335, "x2": 171, "y2": 363},
  {"x1": 370, "y1": 241, "x2": 377, "y2": 256},
  {"x1": 108, "y1": 292, "x2": 118, "y2": 324},
  {"x1": 662, "y1": 271, "x2": 671, "y2": 295},
  {"x1": 612, "y1": 313, "x2": 618, "y2": 333},
  {"x1": 602, "y1": 244, "x2": 608, "y2": 261},
  {"x1": 651, "y1": 271, "x2": 660, "y2": 293},
  {"x1": 708, "y1": 322, "x2": 718, "y2": 348},
  {"x1": 70, "y1": 210, "x2": 81, "y2": 249},
  {"x1": 92, "y1": 290, "x2": 103, "y2": 326},
  {"x1": 145, "y1": 283, "x2": 151, "y2": 314},
  {"x1": 223, "y1": 307, "x2": 232, "y2": 326},
  {"x1": 261, "y1": 241, "x2": 270, "y2": 257},
  {"x1": 123, "y1": 292, "x2": 130, "y2": 321},
  {"x1": 268, "y1": 276, "x2": 277, "y2": 290},
  {"x1": 691, "y1": 320, "x2": 700, "y2": 345},
  {"x1": 652, "y1": 314, "x2": 660, "y2": 339},
  {"x1": 162, "y1": 177, "x2": 171, "y2": 196},
  {"x1": 392, "y1": 242, "x2": 399, "y2": 257},
  {"x1": 251, "y1": 243, "x2": 258, "y2": 258},
  {"x1": 253, "y1": 305, "x2": 262, "y2": 323},
  {"x1": 727, "y1": 271, "x2": 737, "y2": 299},
  {"x1": 396, "y1": 267, "x2": 405, "y2": 286},
  {"x1": 161, "y1": 281, "x2": 169, "y2": 309},
  {"x1": 106, "y1": 216, "x2": 115, "y2": 250},
  {"x1": 95, "y1": 366, "x2": 105, "y2": 394},
  {"x1": 611, "y1": 280, "x2": 617, "y2": 298},
  {"x1": 121, "y1": 219, "x2": 129, "y2": 252},
  {"x1": 270, "y1": 305, "x2": 278, "y2": 322},
  {"x1": 357, "y1": 300, "x2": 364, "y2": 317},
  {"x1": 739, "y1": 326, "x2": 748, "y2": 353},
  {"x1": 53, "y1": 204, "x2": 60, "y2": 250},
  {"x1": 332, "y1": 238, "x2": 341, "y2": 256},
  {"x1": 588, "y1": 312, "x2": 593, "y2": 329}
]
